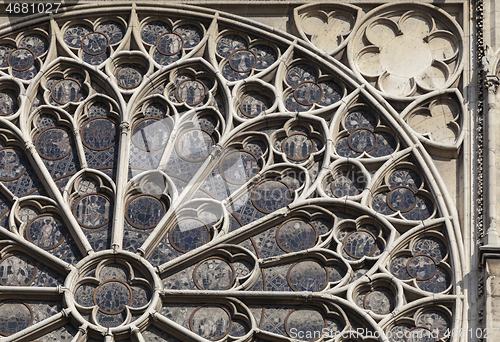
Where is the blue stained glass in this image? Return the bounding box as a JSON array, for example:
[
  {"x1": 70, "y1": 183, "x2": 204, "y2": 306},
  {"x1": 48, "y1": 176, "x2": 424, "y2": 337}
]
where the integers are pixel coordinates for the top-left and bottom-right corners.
[
  {"x1": 407, "y1": 255, "x2": 436, "y2": 280},
  {"x1": 0, "y1": 148, "x2": 25, "y2": 180},
  {"x1": 96, "y1": 21, "x2": 125, "y2": 45},
  {"x1": 19, "y1": 34, "x2": 48, "y2": 57},
  {"x1": 217, "y1": 34, "x2": 247, "y2": 58},
  {"x1": 141, "y1": 21, "x2": 171, "y2": 45},
  {"x1": 81, "y1": 32, "x2": 108, "y2": 55},
  {"x1": 82, "y1": 51, "x2": 109, "y2": 65},
  {"x1": 286, "y1": 64, "x2": 318, "y2": 88},
  {"x1": 0, "y1": 254, "x2": 36, "y2": 286},
  {"x1": 190, "y1": 306, "x2": 231, "y2": 340},
  {"x1": 8, "y1": 48, "x2": 34, "y2": 71},
  {"x1": 287, "y1": 260, "x2": 327, "y2": 291},
  {"x1": 64, "y1": 24, "x2": 91, "y2": 48},
  {"x1": 81, "y1": 118, "x2": 118, "y2": 150},
  {"x1": 12, "y1": 63, "x2": 39, "y2": 80},
  {"x1": 0, "y1": 301, "x2": 32, "y2": 335},
  {"x1": 369, "y1": 132, "x2": 397, "y2": 157},
  {"x1": 126, "y1": 195, "x2": 165, "y2": 229},
  {"x1": 251, "y1": 45, "x2": 277, "y2": 70},
  {"x1": 169, "y1": 218, "x2": 210, "y2": 252},
  {"x1": 387, "y1": 187, "x2": 416, "y2": 212},
  {"x1": 318, "y1": 81, "x2": 343, "y2": 106},
  {"x1": 174, "y1": 25, "x2": 202, "y2": 49},
  {"x1": 251, "y1": 180, "x2": 292, "y2": 213},
  {"x1": 276, "y1": 219, "x2": 316, "y2": 252},
  {"x1": 36, "y1": 128, "x2": 72, "y2": 160},
  {"x1": 0, "y1": 44, "x2": 15, "y2": 67},
  {"x1": 229, "y1": 49, "x2": 256, "y2": 72},
  {"x1": 343, "y1": 230, "x2": 376, "y2": 258},
  {"x1": 73, "y1": 194, "x2": 112, "y2": 228},
  {"x1": 0, "y1": 92, "x2": 17, "y2": 115},
  {"x1": 26, "y1": 215, "x2": 66, "y2": 250}
]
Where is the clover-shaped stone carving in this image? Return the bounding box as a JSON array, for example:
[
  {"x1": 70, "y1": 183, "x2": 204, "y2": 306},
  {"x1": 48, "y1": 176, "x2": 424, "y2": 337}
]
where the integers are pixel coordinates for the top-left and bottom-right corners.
[
  {"x1": 73, "y1": 262, "x2": 153, "y2": 328},
  {"x1": 390, "y1": 233, "x2": 452, "y2": 293},
  {"x1": 371, "y1": 167, "x2": 435, "y2": 221},
  {"x1": 350, "y1": 8, "x2": 462, "y2": 98}
]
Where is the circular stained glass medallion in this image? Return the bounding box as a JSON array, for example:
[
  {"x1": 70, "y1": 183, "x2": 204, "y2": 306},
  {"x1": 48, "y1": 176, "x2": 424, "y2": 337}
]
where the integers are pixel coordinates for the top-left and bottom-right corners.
[
  {"x1": 229, "y1": 49, "x2": 257, "y2": 73},
  {"x1": 8, "y1": 48, "x2": 34, "y2": 71},
  {"x1": 190, "y1": 306, "x2": 232, "y2": 340},
  {"x1": 175, "y1": 79, "x2": 207, "y2": 105},
  {"x1": 125, "y1": 195, "x2": 165, "y2": 229},
  {"x1": 81, "y1": 32, "x2": 109, "y2": 55},
  {"x1": 287, "y1": 260, "x2": 328, "y2": 291},
  {"x1": 285, "y1": 308, "x2": 326, "y2": 340},
  {"x1": 387, "y1": 186, "x2": 417, "y2": 212},
  {"x1": 94, "y1": 280, "x2": 132, "y2": 314},
  {"x1": 276, "y1": 219, "x2": 317, "y2": 252},
  {"x1": 282, "y1": 133, "x2": 315, "y2": 161},
  {"x1": 251, "y1": 180, "x2": 292, "y2": 213},
  {"x1": 363, "y1": 290, "x2": 393, "y2": 315},
  {"x1": 194, "y1": 257, "x2": 235, "y2": 290},
  {"x1": 219, "y1": 150, "x2": 259, "y2": 184},
  {"x1": 240, "y1": 93, "x2": 268, "y2": 117},
  {"x1": 169, "y1": 218, "x2": 210, "y2": 253},
  {"x1": 343, "y1": 230, "x2": 376, "y2": 259},
  {"x1": 348, "y1": 128, "x2": 377, "y2": 153},
  {"x1": 36, "y1": 127, "x2": 72, "y2": 160},
  {"x1": 407, "y1": 255, "x2": 437, "y2": 281},
  {"x1": 0, "y1": 92, "x2": 17, "y2": 115},
  {"x1": 156, "y1": 32, "x2": 184, "y2": 55},
  {"x1": 115, "y1": 65, "x2": 143, "y2": 89},
  {"x1": 0, "y1": 254, "x2": 36, "y2": 286},
  {"x1": 0, "y1": 148, "x2": 25, "y2": 181},
  {"x1": 175, "y1": 128, "x2": 213, "y2": 162},
  {"x1": 73, "y1": 194, "x2": 112, "y2": 229},
  {"x1": 294, "y1": 81, "x2": 322, "y2": 106},
  {"x1": 26, "y1": 215, "x2": 66, "y2": 250},
  {"x1": 51, "y1": 78, "x2": 82, "y2": 105},
  {"x1": 131, "y1": 118, "x2": 170, "y2": 151},
  {"x1": 0, "y1": 301, "x2": 33, "y2": 336},
  {"x1": 81, "y1": 118, "x2": 118, "y2": 150}
]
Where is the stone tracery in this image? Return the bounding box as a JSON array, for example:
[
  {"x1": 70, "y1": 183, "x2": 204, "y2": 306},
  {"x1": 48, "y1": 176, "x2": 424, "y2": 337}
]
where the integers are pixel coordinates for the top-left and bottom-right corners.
[{"x1": 0, "y1": 3, "x2": 464, "y2": 342}]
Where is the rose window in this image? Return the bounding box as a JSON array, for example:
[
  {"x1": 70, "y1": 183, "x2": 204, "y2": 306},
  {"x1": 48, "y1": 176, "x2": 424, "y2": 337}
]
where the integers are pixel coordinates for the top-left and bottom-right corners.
[
  {"x1": 70, "y1": 254, "x2": 154, "y2": 329},
  {"x1": 0, "y1": 3, "x2": 464, "y2": 342}
]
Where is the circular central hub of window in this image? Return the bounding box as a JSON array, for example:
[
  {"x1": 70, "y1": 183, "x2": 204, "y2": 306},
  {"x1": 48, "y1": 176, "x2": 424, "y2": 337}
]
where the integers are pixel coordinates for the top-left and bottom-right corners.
[{"x1": 66, "y1": 251, "x2": 158, "y2": 330}]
